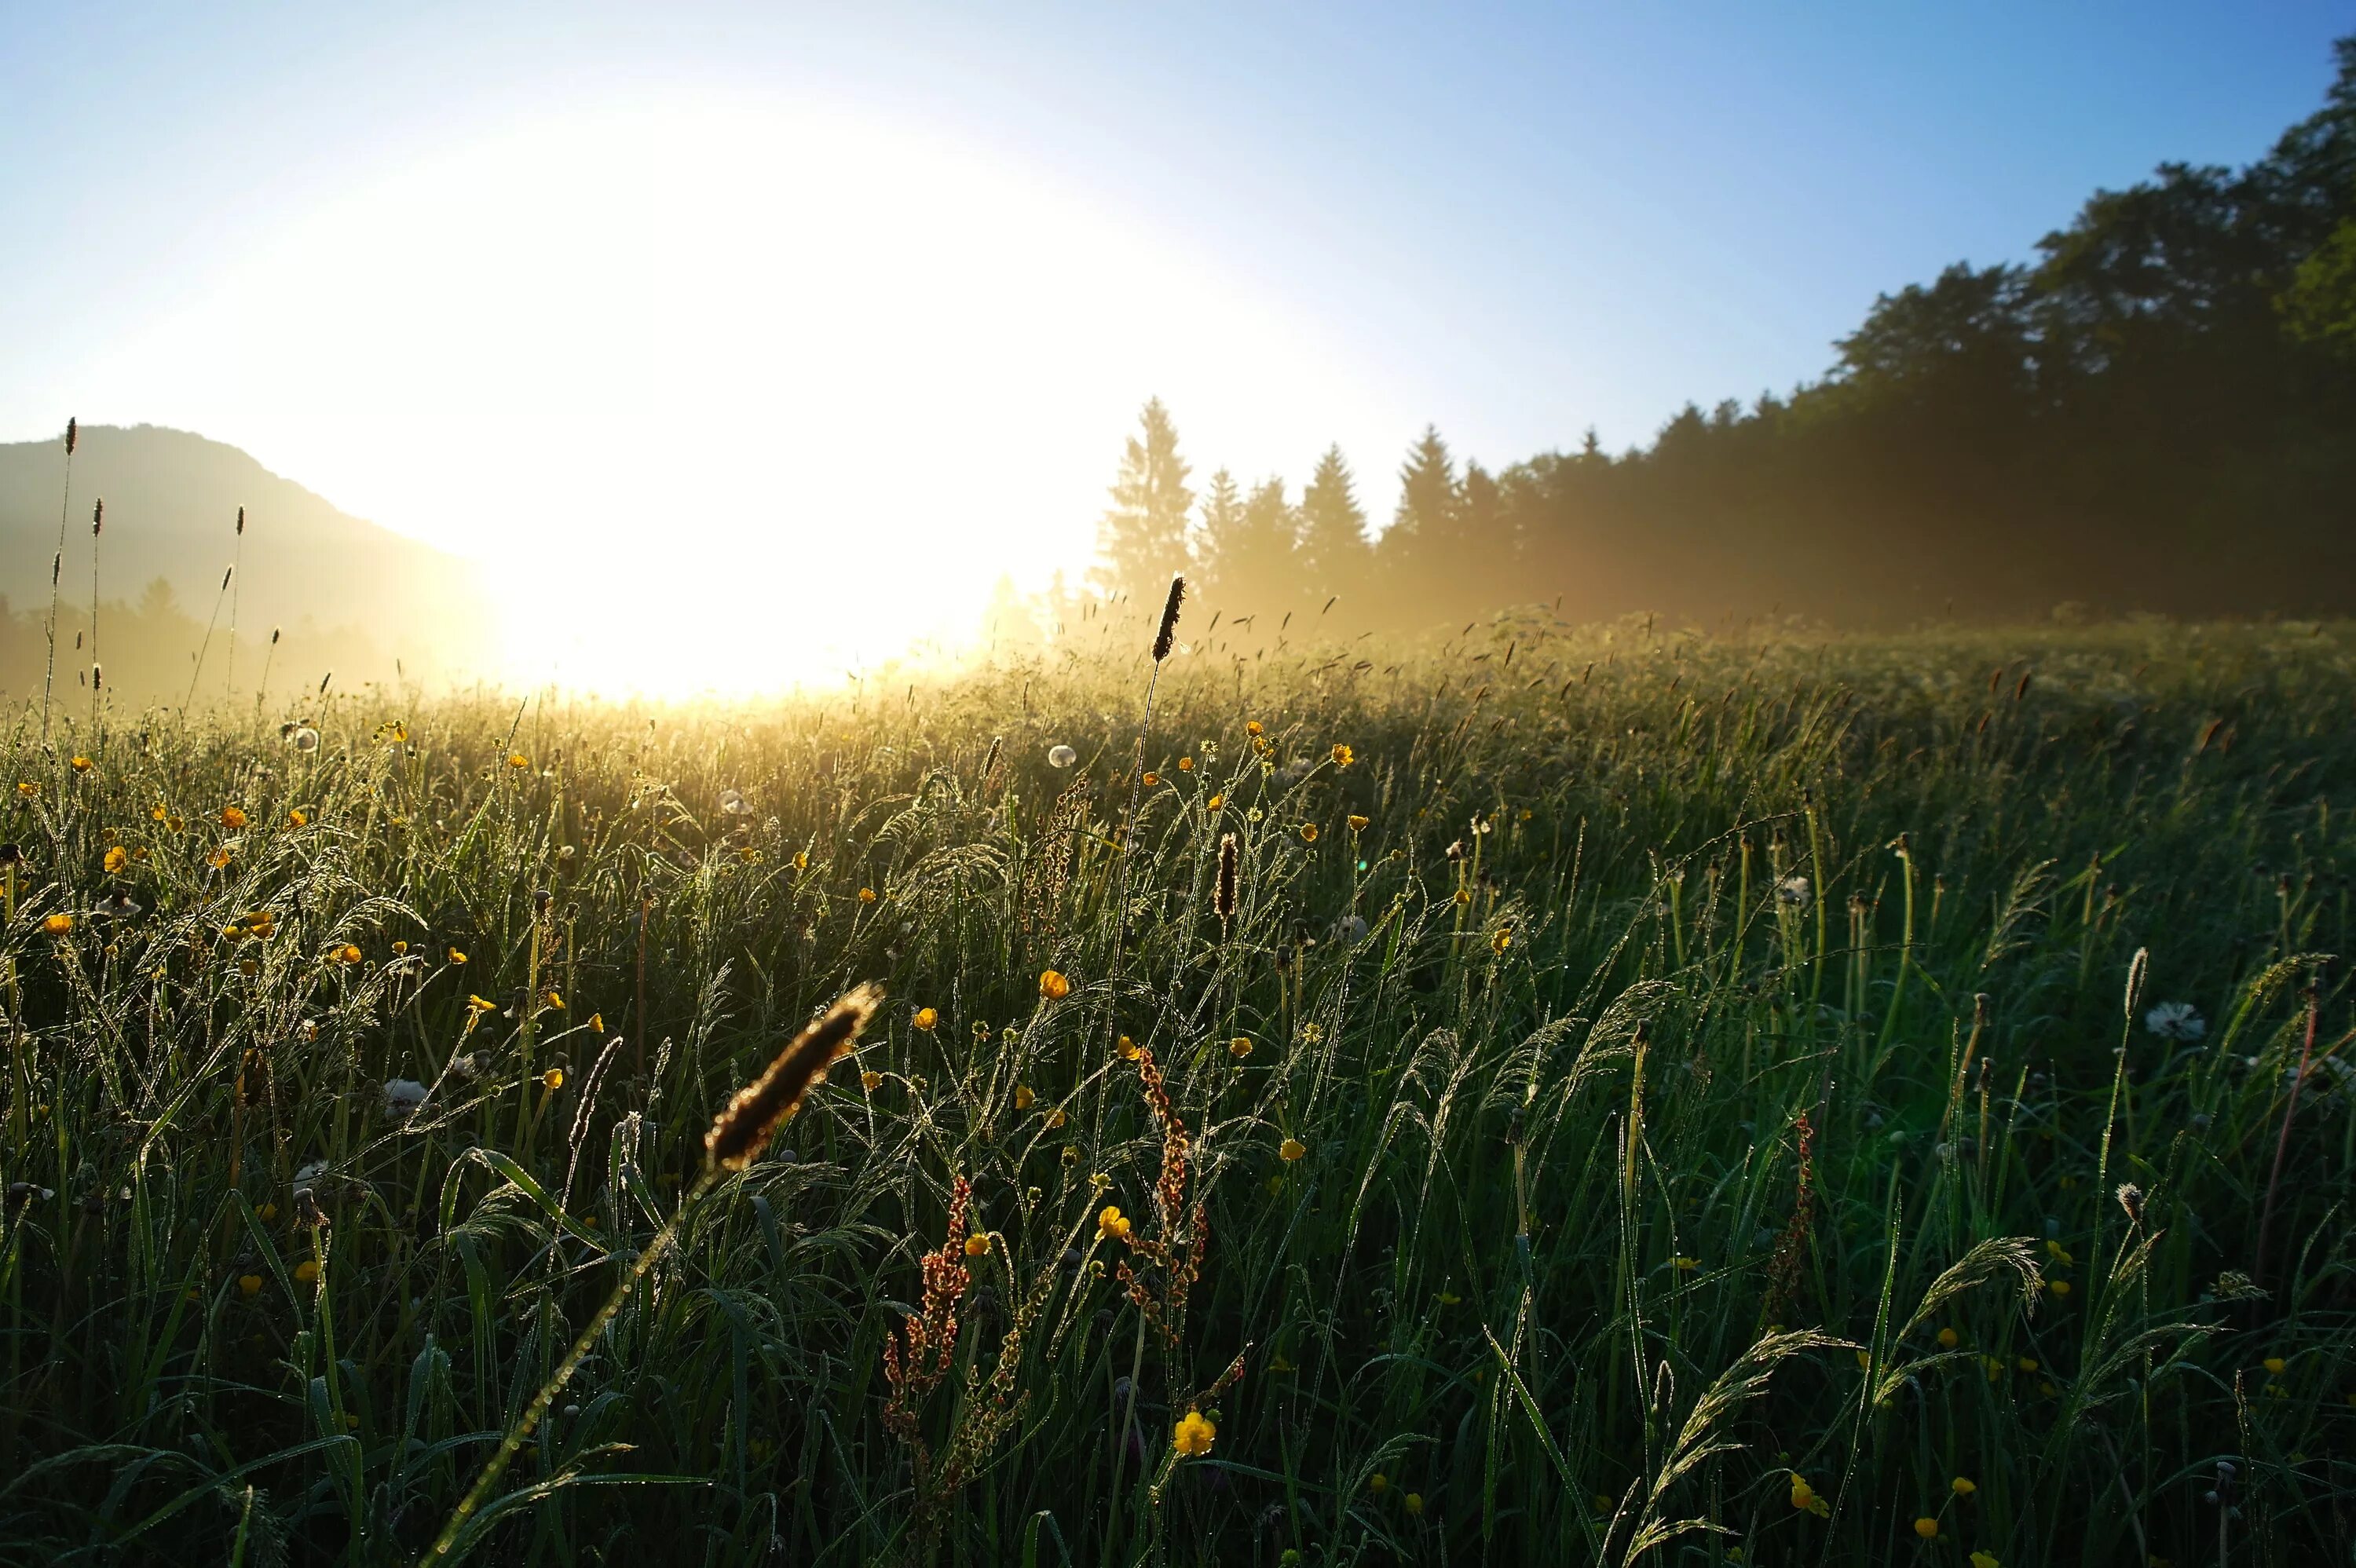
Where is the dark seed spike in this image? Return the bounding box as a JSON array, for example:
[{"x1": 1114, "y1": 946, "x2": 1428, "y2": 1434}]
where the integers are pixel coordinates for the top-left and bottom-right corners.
[
  {"x1": 705, "y1": 982, "x2": 884, "y2": 1174},
  {"x1": 1152, "y1": 576, "x2": 1185, "y2": 663}
]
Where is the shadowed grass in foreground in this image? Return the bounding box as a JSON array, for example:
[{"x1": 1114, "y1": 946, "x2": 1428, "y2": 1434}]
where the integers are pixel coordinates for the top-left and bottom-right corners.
[{"x1": 0, "y1": 613, "x2": 2351, "y2": 1565}]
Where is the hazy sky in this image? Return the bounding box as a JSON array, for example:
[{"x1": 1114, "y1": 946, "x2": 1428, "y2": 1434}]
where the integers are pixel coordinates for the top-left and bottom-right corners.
[{"x1": 2, "y1": 2, "x2": 2345, "y2": 688}]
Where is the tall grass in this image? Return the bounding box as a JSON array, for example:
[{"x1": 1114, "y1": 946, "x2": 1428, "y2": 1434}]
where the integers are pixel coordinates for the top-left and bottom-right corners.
[{"x1": 0, "y1": 612, "x2": 2351, "y2": 1564}]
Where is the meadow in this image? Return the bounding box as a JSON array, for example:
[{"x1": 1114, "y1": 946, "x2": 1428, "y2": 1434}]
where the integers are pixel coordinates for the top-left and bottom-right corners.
[{"x1": 0, "y1": 606, "x2": 2350, "y2": 1566}]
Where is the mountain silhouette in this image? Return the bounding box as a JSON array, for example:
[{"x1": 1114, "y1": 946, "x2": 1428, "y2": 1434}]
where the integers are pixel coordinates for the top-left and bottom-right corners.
[{"x1": 0, "y1": 423, "x2": 489, "y2": 704}]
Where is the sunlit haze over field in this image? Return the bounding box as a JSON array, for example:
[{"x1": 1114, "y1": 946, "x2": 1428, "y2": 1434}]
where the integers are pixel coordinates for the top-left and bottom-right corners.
[{"x1": 2, "y1": 3, "x2": 2347, "y2": 692}]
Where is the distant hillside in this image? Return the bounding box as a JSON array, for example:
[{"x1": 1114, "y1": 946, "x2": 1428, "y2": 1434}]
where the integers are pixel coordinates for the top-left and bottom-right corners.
[{"x1": 0, "y1": 424, "x2": 491, "y2": 704}]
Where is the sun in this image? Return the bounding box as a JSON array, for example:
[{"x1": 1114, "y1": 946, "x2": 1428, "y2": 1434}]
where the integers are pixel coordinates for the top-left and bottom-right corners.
[{"x1": 137, "y1": 93, "x2": 1393, "y2": 695}]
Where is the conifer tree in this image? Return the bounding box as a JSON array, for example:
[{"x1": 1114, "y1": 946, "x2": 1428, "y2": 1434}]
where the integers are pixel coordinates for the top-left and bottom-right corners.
[
  {"x1": 1092, "y1": 398, "x2": 1194, "y2": 601},
  {"x1": 1296, "y1": 444, "x2": 1370, "y2": 605}
]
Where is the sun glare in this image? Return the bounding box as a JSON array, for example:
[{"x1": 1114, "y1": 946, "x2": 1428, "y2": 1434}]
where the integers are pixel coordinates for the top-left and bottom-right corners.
[{"x1": 101, "y1": 97, "x2": 1392, "y2": 695}]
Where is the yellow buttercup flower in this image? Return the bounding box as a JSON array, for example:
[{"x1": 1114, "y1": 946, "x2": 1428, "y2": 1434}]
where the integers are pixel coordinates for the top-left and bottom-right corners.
[
  {"x1": 1142, "y1": 771, "x2": 1159, "y2": 787},
  {"x1": 287, "y1": 809, "x2": 308, "y2": 827},
  {"x1": 1015, "y1": 1085, "x2": 1035, "y2": 1110},
  {"x1": 1300, "y1": 824, "x2": 1319, "y2": 843},
  {"x1": 103, "y1": 846, "x2": 127, "y2": 874},
  {"x1": 220, "y1": 805, "x2": 248, "y2": 829},
  {"x1": 1039, "y1": 969, "x2": 1070, "y2": 1000},
  {"x1": 1246, "y1": 720, "x2": 1263, "y2": 736},
  {"x1": 507, "y1": 753, "x2": 530, "y2": 769},
  {"x1": 862, "y1": 1070, "x2": 883, "y2": 1091},
  {"x1": 1937, "y1": 1326, "x2": 1959, "y2": 1348},
  {"x1": 542, "y1": 1069, "x2": 564, "y2": 1090},
  {"x1": 41, "y1": 912, "x2": 72, "y2": 936},
  {"x1": 1952, "y1": 1476, "x2": 1976, "y2": 1496},
  {"x1": 448, "y1": 947, "x2": 467, "y2": 964},
  {"x1": 467, "y1": 994, "x2": 496, "y2": 1013},
  {"x1": 1097, "y1": 1205, "x2": 1131, "y2": 1243},
  {"x1": 913, "y1": 1007, "x2": 938, "y2": 1031},
  {"x1": 1330, "y1": 743, "x2": 1353, "y2": 767},
  {"x1": 1348, "y1": 814, "x2": 1369, "y2": 832},
  {"x1": 964, "y1": 1232, "x2": 991, "y2": 1258},
  {"x1": 1173, "y1": 1409, "x2": 1216, "y2": 1457},
  {"x1": 1789, "y1": 1475, "x2": 1828, "y2": 1517},
  {"x1": 238, "y1": 1274, "x2": 263, "y2": 1297},
  {"x1": 1045, "y1": 1108, "x2": 1067, "y2": 1128},
  {"x1": 1913, "y1": 1518, "x2": 1939, "y2": 1541},
  {"x1": 1403, "y1": 1493, "x2": 1423, "y2": 1515},
  {"x1": 294, "y1": 1259, "x2": 320, "y2": 1285},
  {"x1": 70, "y1": 755, "x2": 92, "y2": 773},
  {"x1": 2263, "y1": 1356, "x2": 2286, "y2": 1374},
  {"x1": 1279, "y1": 1137, "x2": 1307, "y2": 1162},
  {"x1": 1177, "y1": 756, "x2": 1193, "y2": 770},
  {"x1": 331, "y1": 944, "x2": 362, "y2": 965},
  {"x1": 858, "y1": 886, "x2": 877, "y2": 904},
  {"x1": 1369, "y1": 1473, "x2": 1388, "y2": 1493},
  {"x1": 1207, "y1": 794, "x2": 1223, "y2": 810},
  {"x1": 1228, "y1": 1036, "x2": 1252, "y2": 1058}
]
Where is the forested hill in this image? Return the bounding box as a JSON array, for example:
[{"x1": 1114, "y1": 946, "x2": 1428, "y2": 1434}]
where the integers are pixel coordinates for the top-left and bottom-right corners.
[
  {"x1": 0, "y1": 424, "x2": 490, "y2": 700},
  {"x1": 1090, "y1": 36, "x2": 2356, "y2": 634}
]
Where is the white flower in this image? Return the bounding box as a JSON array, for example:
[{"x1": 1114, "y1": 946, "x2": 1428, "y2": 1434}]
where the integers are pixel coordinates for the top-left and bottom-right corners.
[
  {"x1": 719, "y1": 788, "x2": 752, "y2": 816},
  {"x1": 2145, "y1": 1001, "x2": 2207, "y2": 1041},
  {"x1": 383, "y1": 1079, "x2": 428, "y2": 1119},
  {"x1": 1332, "y1": 914, "x2": 1369, "y2": 945},
  {"x1": 1047, "y1": 744, "x2": 1077, "y2": 769},
  {"x1": 1776, "y1": 875, "x2": 1812, "y2": 908}
]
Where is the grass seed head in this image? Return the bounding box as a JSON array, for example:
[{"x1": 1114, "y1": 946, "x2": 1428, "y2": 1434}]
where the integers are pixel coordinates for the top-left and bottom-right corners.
[{"x1": 704, "y1": 981, "x2": 882, "y2": 1174}]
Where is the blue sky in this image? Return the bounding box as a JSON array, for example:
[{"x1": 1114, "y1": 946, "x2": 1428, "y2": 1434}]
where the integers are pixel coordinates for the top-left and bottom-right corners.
[{"x1": 0, "y1": 2, "x2": 2346, "y2": 683}]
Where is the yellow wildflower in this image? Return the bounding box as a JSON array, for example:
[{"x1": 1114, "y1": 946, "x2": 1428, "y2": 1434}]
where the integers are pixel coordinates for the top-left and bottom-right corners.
[
  {"x1": 1937, "y1": 1326, "x2": 1959, "y2": 1348},
  {"x1": 238, "y1": 1274, "x2": 263, "y2": 1297},
  {"x1": 542, "y1": 1069, "x2": 564, "y2": 1090},
  {"x1": 294, "y1": 1259, "x2": 320, "y2": 1285},
  {"x1": 1913, "y1": 1518, "x2": 1939, "y2": 1541},
  {"x1": 447, "y1": 947, "x2": 466, "y2": 964},
  {"x1": 913, "y1": 1007, "x2": 938, "y2": 1031},
  {"x1": 331, "y1": 944, "x2": 362, "y2": 965},
  {"x1": 507, "y1": 753, "x2": 529, "y2": 769},
  {"x1": 70, "y1": 755, "x2": 92, "y2": 773},
  {"x1": 1403, "y1": 1493, "x2": 1424, "y2": 1515},
  {"x1": 1015, "y1": 1085, "x2": 1035, "y2": 1110},
  {"x1": 1208, "y1": 794, "x2": 1223, "y2": 810},
  {"x1": 1097, "y1": 1205, "x2": 1131, "y2": 1243},
  {"x1": 1952, "y1": 1476, "x2": 1977, "y2": 1496},
  {"x1": 103, "y1": 846, "x2": 128, "y2": 874},
  {"x1": 1331, "y1": 743, "x2": 1353, "y2": 767},
  {"x1": 1228, "y1": 1036, "x2": 1253, "y2": 1058},
  {"x1": 862, "y1": 1070, "x2": 883, "y2": 1091},
  {"x1": 1789, "y1": 1475, "x2": 1828, "y2": 1517},
  {"x1": 1300, "y1": 823, "x2": 1319, "y2": 842},
  {"x1": 1348, "y1": 814, "x2": 1369, "y2": 832},
  {"x1": 287, "y1": 809, "x2": 308, "y2": 827},
  {"x1": 1039, "y1": 969, "x2": 1070, "y2": 1000},
  {"x1": 1280, "y1": 1137, "x2": 1307, "y2": 1162},
  {"x1": 858, "y1": 886, "x2": 877, "y2": 904},
  {"x1": 41, "y1": 912, "x2": 72, "y2": 936},
  {"x1": 964, "y1": 1233, "x2": 991, "y2": 1258},
  {"x1": 220, "y1": 805, "x2": 247, "y2": 829},
  {"x1": 1173, "y1": 1409, "x2": 1216, "y2": 1457}
]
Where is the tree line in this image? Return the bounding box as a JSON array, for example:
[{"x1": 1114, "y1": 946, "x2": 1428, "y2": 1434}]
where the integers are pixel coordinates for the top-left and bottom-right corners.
[{"x1": 1085, "y1": 35, "x2": 2356, "y2": 636}]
